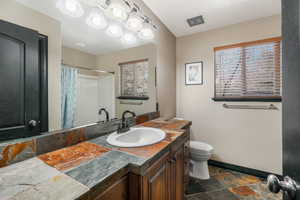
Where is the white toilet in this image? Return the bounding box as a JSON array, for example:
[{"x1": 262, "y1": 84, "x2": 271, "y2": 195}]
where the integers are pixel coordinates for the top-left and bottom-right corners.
[{"x1": 189, "y1": 141, "x2": 214, "y2": 180}]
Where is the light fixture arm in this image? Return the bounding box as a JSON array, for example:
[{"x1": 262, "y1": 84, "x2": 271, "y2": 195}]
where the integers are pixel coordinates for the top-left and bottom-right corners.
[
  {"x1": 121, "y1": 0, "x2": 158, "y2": 30},
  {"x1": 81, "y1": 0, "x2": 158, "y2": 30}
]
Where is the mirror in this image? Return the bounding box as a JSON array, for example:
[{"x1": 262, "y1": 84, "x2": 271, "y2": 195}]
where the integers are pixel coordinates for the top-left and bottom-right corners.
[{"x1": 16, "y1": 0, "x2": 158, "y2": 131}]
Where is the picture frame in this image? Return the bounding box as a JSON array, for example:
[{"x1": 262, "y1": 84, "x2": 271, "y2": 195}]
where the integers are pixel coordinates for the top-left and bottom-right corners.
[{"x1": 185, "y1": 62, "x2": 203, "y2": 85}]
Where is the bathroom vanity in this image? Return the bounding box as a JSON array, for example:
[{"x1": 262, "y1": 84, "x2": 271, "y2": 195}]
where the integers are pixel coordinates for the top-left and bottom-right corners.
[
  {"x1": 94, "y1": 136, "x2": 187, "y2": 200},
  {"x1": 75, "y1": 119, "x2": 191, "y2": 200},
  {"x1": 0, "y1": 119, "x2": 191, "y2": 200}
]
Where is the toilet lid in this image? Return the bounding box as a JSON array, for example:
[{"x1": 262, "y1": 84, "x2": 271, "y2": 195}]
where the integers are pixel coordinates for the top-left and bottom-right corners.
[{"x1": 190, "y1": 141, "x2": 213, "y2": 152}]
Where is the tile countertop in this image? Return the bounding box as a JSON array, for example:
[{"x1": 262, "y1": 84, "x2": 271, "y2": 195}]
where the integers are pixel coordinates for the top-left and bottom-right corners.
[{"x1": 0, "y1": 119, "x2": 191, "y2": 200}]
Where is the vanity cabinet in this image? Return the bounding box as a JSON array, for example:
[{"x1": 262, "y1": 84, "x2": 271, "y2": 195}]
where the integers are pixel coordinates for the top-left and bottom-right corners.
[
  {"x1": 140, "y1": 145, "x2": 185, "y2": 200},
  {"x1": 88, "y1": 146, "x2": 186, "y2": 200},
  {"x1": 92, "y1": 128, "x2": 190, "y2": 200},
  {"x1": 133, "y1": 140, "x2": 187, "y2": 200}
]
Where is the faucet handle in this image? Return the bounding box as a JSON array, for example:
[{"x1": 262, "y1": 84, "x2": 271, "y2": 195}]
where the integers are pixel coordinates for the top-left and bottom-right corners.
[{"x1": 117, "y1": 123, "x2": 122, "y2": 131}]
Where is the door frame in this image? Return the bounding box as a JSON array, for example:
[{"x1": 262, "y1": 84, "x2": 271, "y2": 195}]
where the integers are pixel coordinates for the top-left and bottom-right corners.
[{"x1": 38, "y1": 34, "x2": 48, "y2": 133}]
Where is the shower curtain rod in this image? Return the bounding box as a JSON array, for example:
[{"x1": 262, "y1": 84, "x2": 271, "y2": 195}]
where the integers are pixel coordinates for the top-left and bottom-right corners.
[{"x1": 61, "y1": 60, "x2": 115, "y2": 74}]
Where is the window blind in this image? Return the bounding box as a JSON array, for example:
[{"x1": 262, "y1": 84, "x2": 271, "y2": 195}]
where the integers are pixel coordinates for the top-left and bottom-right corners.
[{"x1": 214, "y1": 37, "x2": 281, "y2": 101}]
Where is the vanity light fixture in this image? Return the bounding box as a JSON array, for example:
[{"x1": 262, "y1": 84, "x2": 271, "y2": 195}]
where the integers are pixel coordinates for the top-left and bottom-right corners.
[
  {"x1": 56, "y1": 0, "x2": 158, "y2": 43},
  {"x1": 56, "y1": 0, "x2": 84, "y2": 18},
  {"x1": 121, "y1": 33, "x2": 137, "y2": 45},
  {"x1": 106, "y1": 24, "x2": 123, "y2": 38},
  {"x1": 86, "y1": 8, "x2": 108, "y2": 29}
]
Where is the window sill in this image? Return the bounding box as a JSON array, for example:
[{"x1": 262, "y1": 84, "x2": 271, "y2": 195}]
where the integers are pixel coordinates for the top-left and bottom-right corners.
[
  {"x1": 117, "y1": 96, "x2": 149, "y2": 100},
  {"x1": 212, "y1": 97, "x2": 282, "y2": 102}
]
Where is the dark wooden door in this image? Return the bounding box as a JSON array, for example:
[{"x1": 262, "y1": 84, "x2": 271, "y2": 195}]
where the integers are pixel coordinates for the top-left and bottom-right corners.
[
  {"x1": 0, "y1": 20, "x2": 41, "y2": 140},
  {"x1": 268, "y1": 1, "x2": 300, "y2": 200},
  {"x1": 282, "y1": 0, "x2": 300, "y2": 199}
]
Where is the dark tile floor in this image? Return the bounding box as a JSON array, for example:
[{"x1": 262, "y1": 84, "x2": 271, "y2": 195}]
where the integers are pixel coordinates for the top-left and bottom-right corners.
[{"x1": 185, "y1": 165, "x2": 282, "y2": 200}]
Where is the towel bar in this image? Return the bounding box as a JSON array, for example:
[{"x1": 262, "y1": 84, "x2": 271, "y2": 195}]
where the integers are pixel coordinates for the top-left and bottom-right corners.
[
  {"x1": 223, "y1": 103, "x2": 277, "y2": 110},
  {"x1": 120, "y1": 100, "x2": 143, "y2": 105}
]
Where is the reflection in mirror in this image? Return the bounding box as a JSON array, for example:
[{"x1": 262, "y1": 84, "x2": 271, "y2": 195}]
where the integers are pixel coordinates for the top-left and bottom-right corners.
[
  {"x1": 0, "y1": 0, "x2": 159, "y2": 141},
  {"x1": 61, "y1": 43, "x2": 157, "y2": 129},
  {"x1": 120, "y1": 59, "x2": 149, "y2": 99},
  {"x1": 97, "y1": 43, "x2": 157, "y2": 119},
  {"x1": 61, "y1": 63, "x2": 115, "y2": 129}
]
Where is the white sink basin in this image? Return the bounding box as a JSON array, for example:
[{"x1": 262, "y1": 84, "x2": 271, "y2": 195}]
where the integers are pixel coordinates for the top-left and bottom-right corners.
[{"x1": 106, "y1": 127, "x2": 166, "y2": 147}]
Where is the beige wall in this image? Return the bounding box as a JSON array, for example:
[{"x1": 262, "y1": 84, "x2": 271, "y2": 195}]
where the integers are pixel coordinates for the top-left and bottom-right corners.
[
  {"x1": 176, "y1": 15, "x2": 282, "y2": 174},
  {"x1": 97, "y1": 44, "x2": 157, "y2": 117},
  {"x1": 131, "y1": 0, "x2": 177, "y2": 119},
  {"x1": 62, "y1": 46, "x2": 97, "y2": 68},
  {"x1": 0, "y1": 0, "x2": 62, "y2": 131}
]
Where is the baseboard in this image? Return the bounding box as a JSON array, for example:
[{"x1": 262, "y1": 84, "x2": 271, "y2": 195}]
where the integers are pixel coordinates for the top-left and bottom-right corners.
[{"x1": 208, "y1": 160, "x2": 282, "y2": 180}]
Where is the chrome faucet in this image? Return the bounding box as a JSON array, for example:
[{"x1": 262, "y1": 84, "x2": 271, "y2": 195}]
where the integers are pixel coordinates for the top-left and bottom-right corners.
[
  {"x1": 99, "y1": 108, "x2": 110, "y2": 122},
  {"x1": 118, "y1": 110, "x2": 136, "y2": 134}
]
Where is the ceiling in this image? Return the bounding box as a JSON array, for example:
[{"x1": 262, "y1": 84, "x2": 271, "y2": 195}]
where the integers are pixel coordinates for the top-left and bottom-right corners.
[
  {"x1": 17, "y1": 0, "x2": 150, "y2": 55},
  {"x1": 142, "y1": 0, "x2": 281, "y2": 37}
]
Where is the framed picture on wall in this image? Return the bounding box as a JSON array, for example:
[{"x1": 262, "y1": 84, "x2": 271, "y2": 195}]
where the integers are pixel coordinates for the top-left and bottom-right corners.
[{"x1": 185, "y1": 62, "x2": 203, "y2": 85}]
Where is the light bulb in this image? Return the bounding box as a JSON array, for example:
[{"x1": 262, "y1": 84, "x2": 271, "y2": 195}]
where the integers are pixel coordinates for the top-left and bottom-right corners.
[
  {"x1": 106, "y1": 24, "x2": 123, "y2": 38},
  {"x1": 138, "y1": 24, "x2": 154, "y2": 40},
  {"x1": 121, "y1": 33, "x2": 137, "y2": 45},
  {"x1": 56, "y1": 0, "x2": 84, "y2": 18},
  {"x1": 107, "y1": 3, "x2": 128, "y2": 21},
  {"x1": 126, "y1": 13, "x2": 143, "y2": 32},
  {"x1": 92, "y1": 16, "x2": 101, "y2": 25},
  {"x1": 86, "y1": 9, "x2": 108, "y2": 29}
]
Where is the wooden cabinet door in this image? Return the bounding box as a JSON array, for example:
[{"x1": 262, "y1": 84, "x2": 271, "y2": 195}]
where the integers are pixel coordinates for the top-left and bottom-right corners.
[
  {"x1": 171, "y1": 146, "x2": 185, "y2": 200},
  {"x1": 0, "y1": 20, "x2": 46, "y2": 140},
  {"x1": 94, "y1": 176, "x2": 129, "y2": 200},
  {"x1": 142, "y1": 153, "x2": 170, "y2": 200}
]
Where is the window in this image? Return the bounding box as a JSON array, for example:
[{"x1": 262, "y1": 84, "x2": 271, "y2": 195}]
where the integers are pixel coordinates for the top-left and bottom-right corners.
[
  {"x1": 214, "y1": 37, "x2": 282, "y2": 101},
  {"x1": 119, "y1": 59, "x2": 149, "y2": 100}
]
